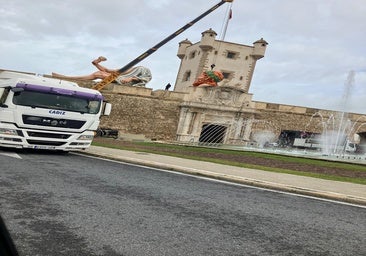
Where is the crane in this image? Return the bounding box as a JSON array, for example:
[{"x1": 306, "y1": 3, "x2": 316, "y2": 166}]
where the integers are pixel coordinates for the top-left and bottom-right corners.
[{"x1": 92, "y1": 0, "x2": 234, "y2": 91}]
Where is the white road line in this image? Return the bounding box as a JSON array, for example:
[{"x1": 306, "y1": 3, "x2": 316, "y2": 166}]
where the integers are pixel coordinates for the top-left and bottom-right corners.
[{"x1": 0, "y1": 151, "x2": 22, "y2": 159}]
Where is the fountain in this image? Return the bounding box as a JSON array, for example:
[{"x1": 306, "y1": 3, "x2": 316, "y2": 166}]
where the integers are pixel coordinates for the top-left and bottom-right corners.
[
  {"x1": 252, "y1": 130, "x2": 277, "y2": 148},
  {"x1": 289, "y1": 71, "x2": 359, "y2": 156},
  {"x1": 247, "y1": 120, "x2": 280, "y2": 148},
  {"x1": 244, "y1": 70, "x2": 366, "y2": 162},
  {"x1": 315, "y1": 71, "x2": 355, "y2": 156},
  {"x1": 285, "y1": 70, "x2": 366, "y2": 162}
]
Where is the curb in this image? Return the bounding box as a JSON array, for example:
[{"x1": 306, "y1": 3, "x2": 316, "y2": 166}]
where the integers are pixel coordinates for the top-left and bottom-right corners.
[{"x1": 78, "y1": 151, "x2": 366, "y2": 207}]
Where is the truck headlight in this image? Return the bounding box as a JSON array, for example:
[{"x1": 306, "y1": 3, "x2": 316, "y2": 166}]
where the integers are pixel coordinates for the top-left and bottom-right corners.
[
  {"x1": 78, "y1": 134, "x2": 94, "y2": 140},
  {"x1": 0, "y1": 128, "x2": 18, "y2": 136}
]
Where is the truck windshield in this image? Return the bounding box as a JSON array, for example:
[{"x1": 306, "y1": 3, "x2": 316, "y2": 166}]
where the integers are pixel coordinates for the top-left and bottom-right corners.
[{"x1": 12, "y1": 90, "x2": 101, "y2": 114}]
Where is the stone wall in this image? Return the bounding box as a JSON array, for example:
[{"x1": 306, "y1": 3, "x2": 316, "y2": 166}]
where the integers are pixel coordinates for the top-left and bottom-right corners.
[
  {"x1": 253, "y1": 101, "x2": 366, "y2": 136},
  {"x1": 77, "y1": 81, "x2": 366, "y2": 142},
  {"x1": 99, "y1": 87, "x2": 184, "y2": 141},
  {"x1": 97, "y1": 84, "x2": 366, "y2": 143},
  {"x1": 254, "y1": 109, "x2": 322, "y2": 137}
]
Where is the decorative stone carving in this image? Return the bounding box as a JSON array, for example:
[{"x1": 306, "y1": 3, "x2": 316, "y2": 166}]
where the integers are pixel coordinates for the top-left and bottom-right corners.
[{"x1": 184, "y1": 85, "x2": 253, "y2": 108}]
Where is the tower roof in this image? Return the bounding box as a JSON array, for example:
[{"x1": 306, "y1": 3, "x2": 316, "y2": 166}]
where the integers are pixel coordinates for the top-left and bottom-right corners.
[
  {"x1": 253, "y1": 38, "x2": 268, "y2": 45},
  {"x1": 179, "y1": 38, "x2": 192, "y2": 45},
  {"x1": 201, "y1": 28, "x2": 217, "y2": 36}
]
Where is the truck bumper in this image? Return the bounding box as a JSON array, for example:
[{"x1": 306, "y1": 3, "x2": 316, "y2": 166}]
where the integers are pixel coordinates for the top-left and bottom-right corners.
[{"x1": 0, "y1": 124, "x2": 94, "y2": 151}]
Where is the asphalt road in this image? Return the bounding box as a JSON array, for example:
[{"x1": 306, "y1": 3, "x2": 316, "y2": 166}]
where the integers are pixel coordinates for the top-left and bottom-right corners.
[{"x1": 0, "y1": 149, "x2": 365, "y2": 256}]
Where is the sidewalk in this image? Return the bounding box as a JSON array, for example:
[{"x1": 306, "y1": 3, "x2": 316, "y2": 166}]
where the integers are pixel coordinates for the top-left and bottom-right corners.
[{"x1": 82, "y1": 146, "x2": 366, "y2": 206}]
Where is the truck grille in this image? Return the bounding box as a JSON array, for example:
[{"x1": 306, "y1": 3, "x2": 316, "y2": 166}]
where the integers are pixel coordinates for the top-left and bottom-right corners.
[
  {"x1": 23, "y1": 115, "x2": 86, "y2": 129},
  {"x1": 26, "y1": 140, "x2": 66, "y2": 146},
  {"x1": 27, "y1": 131, "x2": 71, "y2": 139}
]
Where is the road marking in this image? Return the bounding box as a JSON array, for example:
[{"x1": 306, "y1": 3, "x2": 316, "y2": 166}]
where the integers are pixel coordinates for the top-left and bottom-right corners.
[{"x1": 0, "y1": 151, "x2": 22, "y2": 159}]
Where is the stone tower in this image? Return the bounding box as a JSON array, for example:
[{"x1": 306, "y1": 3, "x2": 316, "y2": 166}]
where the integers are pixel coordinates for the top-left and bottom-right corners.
[{"x1": 173, "y1": 28, "x2": 268, "y2": 93}]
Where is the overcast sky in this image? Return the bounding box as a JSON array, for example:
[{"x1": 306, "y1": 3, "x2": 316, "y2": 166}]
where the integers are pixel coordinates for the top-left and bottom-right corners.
[{"x1": 1, "y1": 0, "x2": 365, "y2": 113}]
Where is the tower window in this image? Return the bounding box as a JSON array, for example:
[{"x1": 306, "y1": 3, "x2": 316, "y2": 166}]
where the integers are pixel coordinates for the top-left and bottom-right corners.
[
  {"x1": 183, "y1": 70, "x2": 191, "y2": 81},
  {"x1": 189, "y1": 51, "x2": 196, "y2": 59},
  {"x1": 222, "y1": 72, "x2": 233, "y2": 79},
  {"x1": 226, "y1": 51, "x2": 237, "y2": 59}
]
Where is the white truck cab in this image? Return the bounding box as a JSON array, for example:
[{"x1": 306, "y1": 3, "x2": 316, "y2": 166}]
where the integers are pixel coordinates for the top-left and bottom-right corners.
[{"x1": 0, "y1": 71, "x2": 111, "y2": 151}]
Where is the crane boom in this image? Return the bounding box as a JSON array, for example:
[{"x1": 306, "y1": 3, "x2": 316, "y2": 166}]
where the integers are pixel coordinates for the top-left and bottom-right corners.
[{"x1": 92, "y1": 0, "x2": 233, "y2": 91}]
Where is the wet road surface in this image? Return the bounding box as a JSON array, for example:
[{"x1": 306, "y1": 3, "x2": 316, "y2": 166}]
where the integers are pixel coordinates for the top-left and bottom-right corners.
[{"x1": 0, "y1": 149, "x2": 365, "y2": 255}]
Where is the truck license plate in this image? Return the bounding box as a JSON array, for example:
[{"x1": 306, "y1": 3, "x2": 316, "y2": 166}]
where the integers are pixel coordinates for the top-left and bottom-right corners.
[{"x1": 33, "y1": 145, "x2": 56, "y2": 150}]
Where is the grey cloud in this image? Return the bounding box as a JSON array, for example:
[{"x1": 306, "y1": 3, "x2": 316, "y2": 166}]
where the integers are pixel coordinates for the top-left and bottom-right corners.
[{"x1": 1, "y1": 0, "x2": 365, "y2": 113}]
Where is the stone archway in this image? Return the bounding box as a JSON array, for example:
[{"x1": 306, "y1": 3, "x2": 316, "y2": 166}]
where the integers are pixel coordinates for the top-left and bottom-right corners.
[{"x1": 199, "y1": 124, "x2": 227, "y2": 144}]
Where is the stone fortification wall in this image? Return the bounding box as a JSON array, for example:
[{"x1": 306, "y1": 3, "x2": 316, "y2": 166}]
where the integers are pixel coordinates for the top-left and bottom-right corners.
[
  {"x1": 253, "y1": 101, "x2": 366, "y2": 135},
  {"x1": 98, "y1": 86, "x2": 366, "y2": 141},
  {"x1": 78, "y1": 81, "x2": 366, "y2": 141},
  {"x1": 99, "y1": 86, "x2": 184, "y2": 141}
]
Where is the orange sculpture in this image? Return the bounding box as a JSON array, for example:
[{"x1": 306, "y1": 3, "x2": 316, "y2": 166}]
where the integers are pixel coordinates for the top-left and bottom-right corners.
[{"x1": 193, "y1": 70, "x2": 224, "y2": 87}]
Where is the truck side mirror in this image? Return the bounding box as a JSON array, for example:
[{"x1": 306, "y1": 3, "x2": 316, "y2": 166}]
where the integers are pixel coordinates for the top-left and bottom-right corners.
[
  {"x1": 103, "y1": 102, "x2": 112, "y2": 116},
  {"x1": 11, "y1": 88, "x2": 24, "y2": 93}
]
